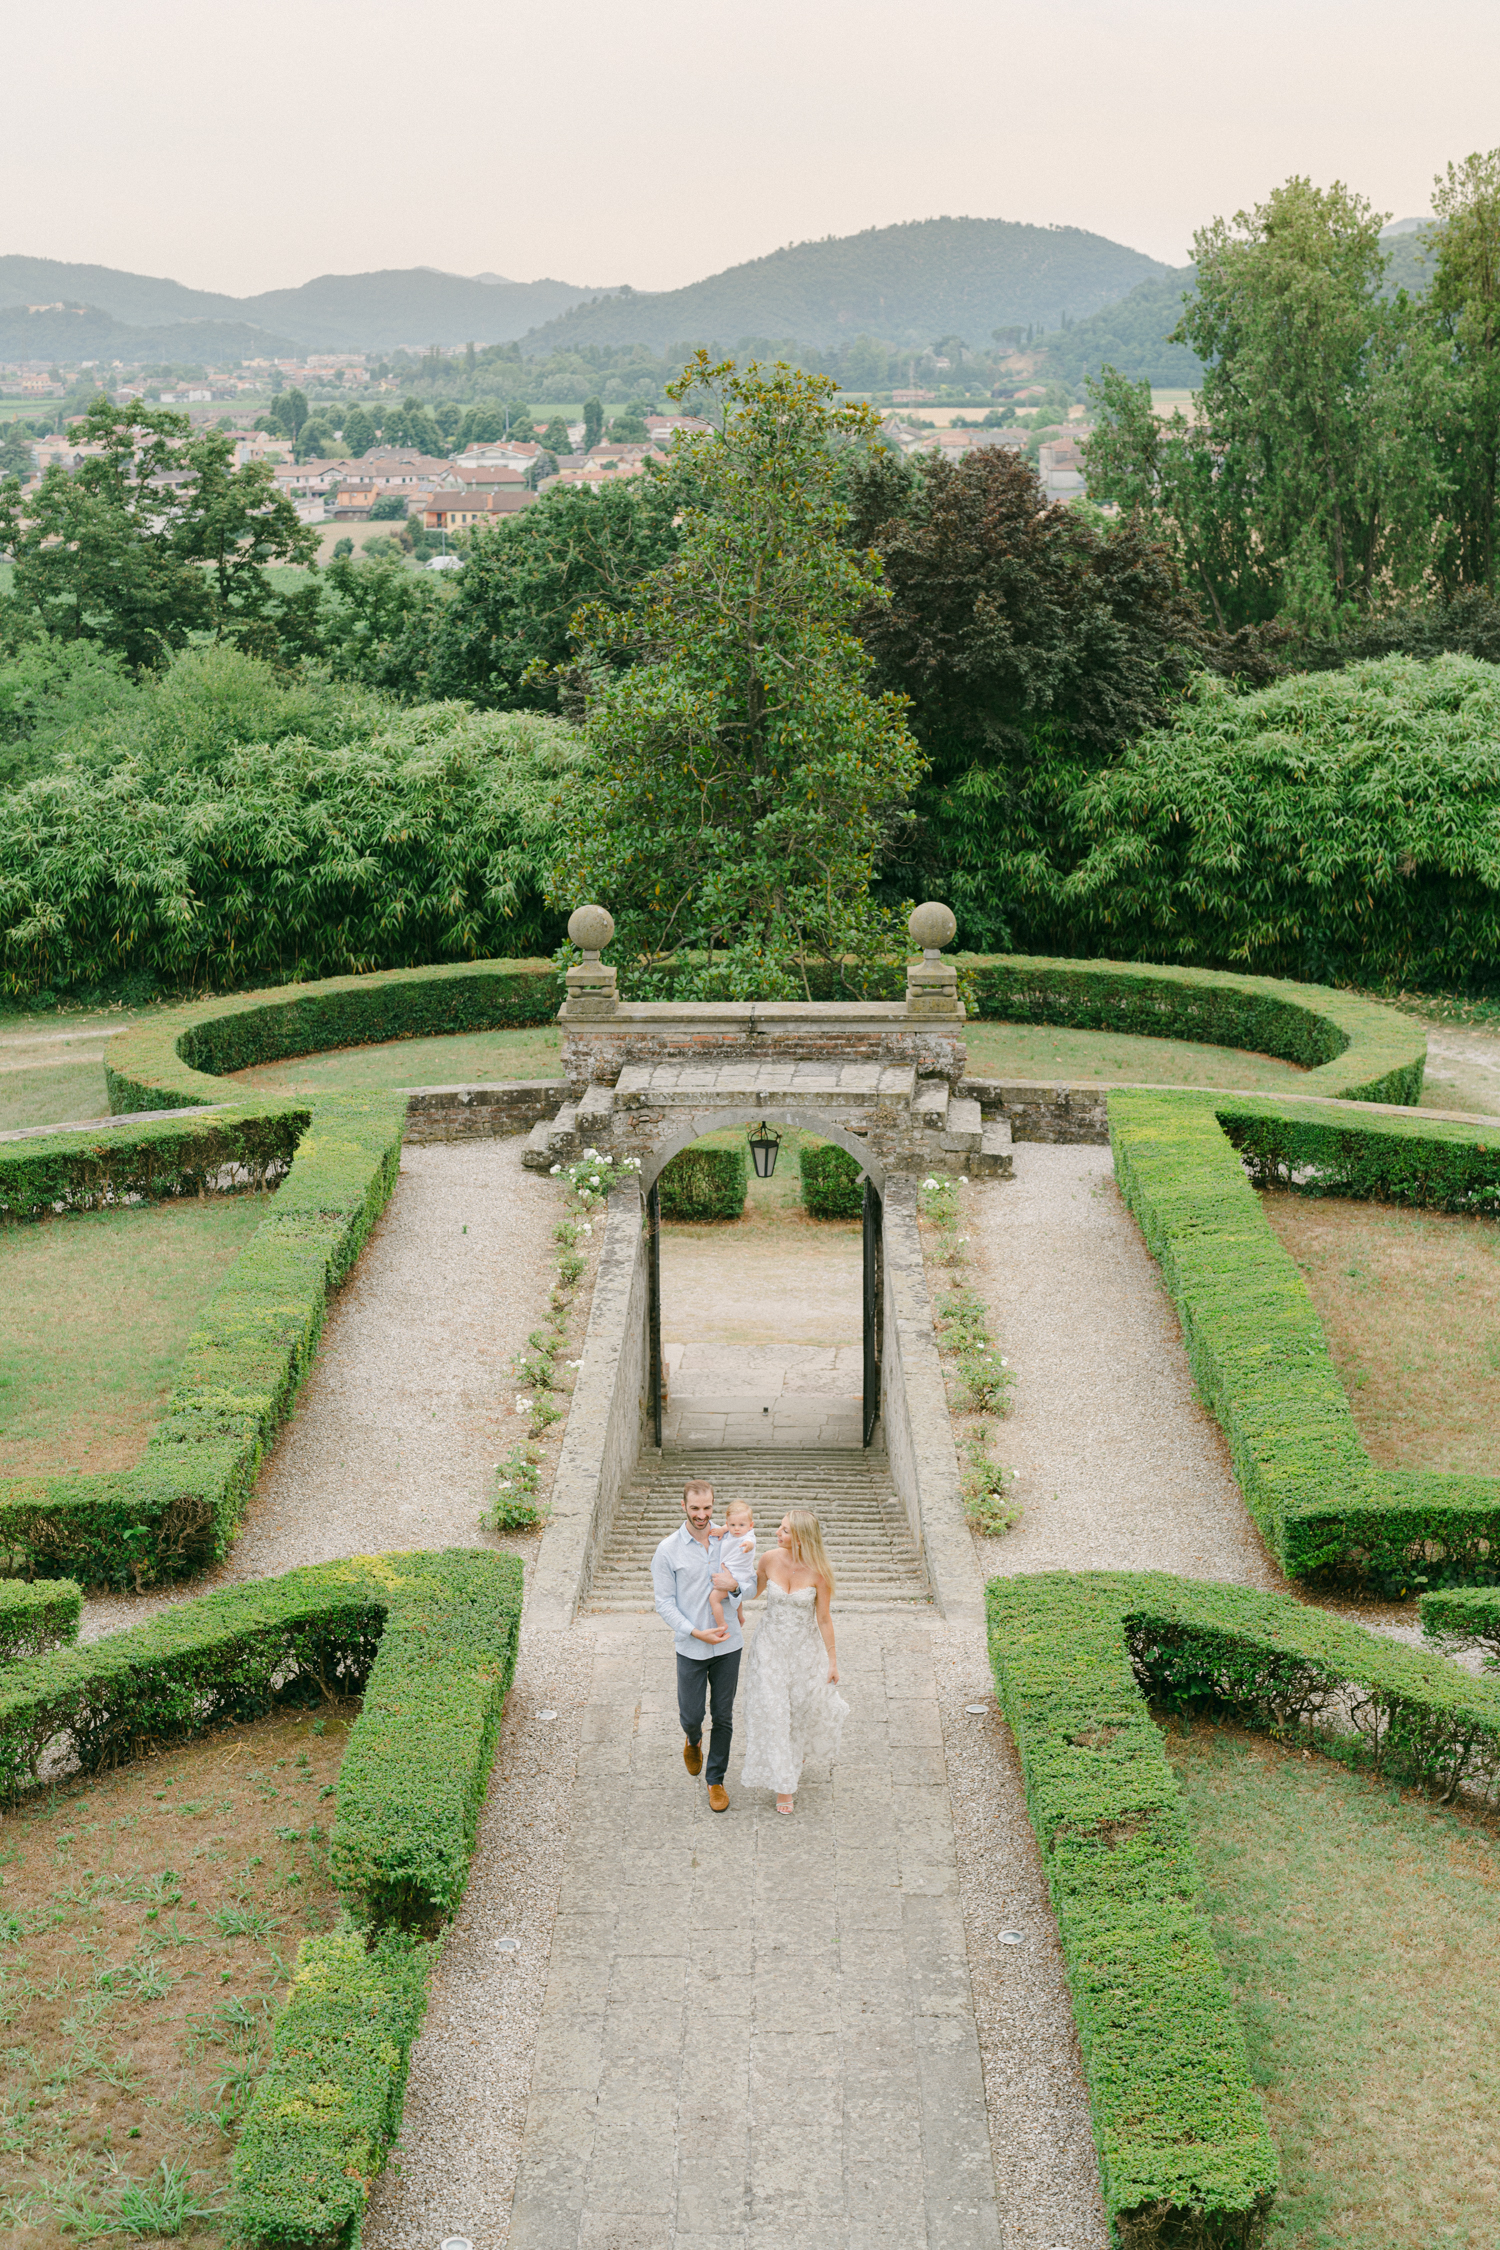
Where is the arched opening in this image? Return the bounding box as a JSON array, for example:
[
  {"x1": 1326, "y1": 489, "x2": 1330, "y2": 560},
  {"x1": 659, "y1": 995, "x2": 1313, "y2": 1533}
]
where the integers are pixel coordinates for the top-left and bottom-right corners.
[{"x1": 641, "y1": 1112, "x2": 882, "y2": 1457}]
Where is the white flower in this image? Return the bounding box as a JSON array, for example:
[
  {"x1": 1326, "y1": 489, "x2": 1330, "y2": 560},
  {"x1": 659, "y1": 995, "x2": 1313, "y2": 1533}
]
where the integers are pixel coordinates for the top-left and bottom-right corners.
[
  {"x1": 515, "y1": 1397, "x2": 532, "y2": 1413},
  {"x1": 583, "y1": 1147, "x2": 599, "y2": 1159},
  {"x1": 588, "y1": 1176, "x2": 601, "y2": 1187},
  {"x1": 923, "y1": 1177, "x2": 939, "y2": 1192},
  {"x1": 959, "y1": 1175, "x2": 969, "y2": 1184},
  {"x1": 1000, "y1": 1356, "x2": 1008, "y2": 1366},
  {"x1": 497, "y1": 1479, "x2": 513, "y2": 1490},
  {"x1": 581, "y1": 1222, "x2": 592, "y2": 1235},
  {"x1": 549, "y1": 1163, "x2": 562, "y2": 1175},
  {"x1": 567, "y1": 1358, "x2": 583, "y2": 1368}
]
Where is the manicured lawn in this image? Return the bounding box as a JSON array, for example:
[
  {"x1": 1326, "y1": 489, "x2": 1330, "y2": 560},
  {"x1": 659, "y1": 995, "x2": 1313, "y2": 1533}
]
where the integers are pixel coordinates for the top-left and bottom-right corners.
[
  {"x1": 0, "y1": 1197, "x2": 267, "y2": 1479},
  {"x1": 0, "y1": 1703, "x2": 352, "y2": 2250},
  {"x1": 1168, "y1": 1720, "x2": 1500, "y2": 2249},
  {"x1": 0, "y1": 1011, "x2": 151, "y2": 1135},
  {"x1": 965, "y1": 1020, "x2": 1310, "y2": 1090},
  {"x1": 228, "y1": 1022, "x2": 563, "y2": 1095},
  {"x1": 1259, "y1": 1193, "x2": 1500, "y2": 1475}
]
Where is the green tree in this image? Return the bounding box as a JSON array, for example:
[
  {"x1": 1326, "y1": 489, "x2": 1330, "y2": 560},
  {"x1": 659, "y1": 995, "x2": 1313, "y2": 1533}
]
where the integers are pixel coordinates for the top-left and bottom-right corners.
[
  {"x1": 341, "y1": 403, "x2": 376, "y2": 458},
  {"x1": 541, "y1": 415, "x2": 572, "y2": 455},
  {"x1": 1428, "y1": 150, "x2": 1500, "y2": 590},
  {"x1": 582, "y1": 396, "x2": 604, "y2": 450},
  {"x1": 549, "y1": 355, "x2": 925, "y2": 996},
  {"x1": 0, "y1": 422, "x2": 34, "y2": 479},
  {"x1": 850, "y1": 443, "x2": 1204, "y2": 949},
  {"x1": 0, "y1": 399, "x2": 317, "y2": 669},
  {"x1": 506, "y1": 404, "x2": 536, "y2": 442},
  {"x1": 1087, "y1": 178, "x2": 1437, "y2": 631},
  {"x1": 425, "y1": 478, "x2": 680, "y2": 709}
]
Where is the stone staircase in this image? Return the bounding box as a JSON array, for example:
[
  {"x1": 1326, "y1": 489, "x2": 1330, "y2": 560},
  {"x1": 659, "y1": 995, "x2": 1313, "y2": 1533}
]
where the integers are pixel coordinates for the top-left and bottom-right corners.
[{"x1": 585, "y1": 1447, "x2": 931, "y2": 1612}]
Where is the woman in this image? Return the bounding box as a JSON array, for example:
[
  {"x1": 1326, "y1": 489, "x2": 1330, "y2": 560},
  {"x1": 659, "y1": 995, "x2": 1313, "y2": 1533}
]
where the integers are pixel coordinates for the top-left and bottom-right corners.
[{"x1": 739, "y1": 1508, "x2": 849, "y2": 1814}]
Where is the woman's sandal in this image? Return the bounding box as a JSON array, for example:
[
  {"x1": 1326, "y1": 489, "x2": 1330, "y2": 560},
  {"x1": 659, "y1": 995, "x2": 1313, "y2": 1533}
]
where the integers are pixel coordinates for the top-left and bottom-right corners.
[{"x1": 776, "y1": 1796, "x2": 795, "y2": 1815}]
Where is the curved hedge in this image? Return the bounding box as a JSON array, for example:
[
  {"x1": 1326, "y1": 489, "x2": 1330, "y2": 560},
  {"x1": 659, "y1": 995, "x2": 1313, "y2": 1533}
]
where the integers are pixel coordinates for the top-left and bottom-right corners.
[
  {"x1": 103, "y1": 950, "x2": 1424, "y2": 1121},
  {"x1": 0, "y1": 1095, "x2": 405, "y2": 1587},
  {"x1": 106, "y1": 956, "x2": 562, "y2": 1113},
  {"x1": 0, "y1": 1545, "x2": 524, "y2": 2248},
  {"x1": 1111, "y1": 1089, "x2": 1500, "y2": 1586},
  {"x1": 988, "y1": 1570, "x2": 1500, "y2": 2247},
  {"x1": 960, "y1": 953, "x2": 1425, "y2": 1106}
]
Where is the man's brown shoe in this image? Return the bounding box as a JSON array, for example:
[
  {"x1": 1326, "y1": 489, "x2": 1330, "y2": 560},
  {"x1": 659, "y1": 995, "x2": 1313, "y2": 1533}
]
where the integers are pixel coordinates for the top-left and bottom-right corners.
[
  {"x1": 708, "y1": 1784, "x2": 729, "y2": 1813},
  {"x1": 683, "y1": 1739, "x2": 703, "y2": 1776}
]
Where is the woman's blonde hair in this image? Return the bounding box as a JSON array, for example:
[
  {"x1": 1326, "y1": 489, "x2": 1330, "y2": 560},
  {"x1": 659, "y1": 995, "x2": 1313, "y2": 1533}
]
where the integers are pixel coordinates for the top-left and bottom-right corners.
[{"x1": 784, "y1": 1509, "x2": 835, "y2": 1597}]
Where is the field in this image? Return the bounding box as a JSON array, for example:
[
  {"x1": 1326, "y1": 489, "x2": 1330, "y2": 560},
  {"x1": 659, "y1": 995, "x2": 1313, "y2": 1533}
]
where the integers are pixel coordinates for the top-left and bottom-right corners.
[
  {"x1": 228, "y1": 1022, "x2": 563, "y2": 1096},
  {"x1": 964, "y1": 1020, "x2": 1310, "y2": 1091},
  {"x1": 0, "y1": 1197, "x2": 267, "y2": 1479},
  {"x1": 0, "y1": 1704, "x2": 353, "y2": 2250},
  {"x1": 1258, "y1": 1194, "x2": 1500, "y2": 1476},
  {"x1": 1168, "y1": 1720, "x2": 1500, "y2": 2249}
]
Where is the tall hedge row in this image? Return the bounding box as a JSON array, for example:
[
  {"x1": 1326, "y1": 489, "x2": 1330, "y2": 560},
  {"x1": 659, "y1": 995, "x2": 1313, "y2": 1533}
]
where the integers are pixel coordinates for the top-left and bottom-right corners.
[
  {"x1": 988, "y1": 1570, "x2": 1500, "y2": 2245},
  {"x1": 1110, "y1": 1090, "x2": 1500, "y2": 1586}
]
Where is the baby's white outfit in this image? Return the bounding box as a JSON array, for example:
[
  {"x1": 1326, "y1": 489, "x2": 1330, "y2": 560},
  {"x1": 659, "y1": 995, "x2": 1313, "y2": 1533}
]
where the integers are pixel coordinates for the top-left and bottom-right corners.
[{"x1": 719, "y1": 1531, "x2": 757, "y2": 1620}]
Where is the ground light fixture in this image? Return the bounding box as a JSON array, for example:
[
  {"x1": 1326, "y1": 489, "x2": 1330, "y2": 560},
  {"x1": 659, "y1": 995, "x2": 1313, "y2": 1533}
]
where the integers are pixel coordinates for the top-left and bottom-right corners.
[{"x1": 747, "y1": 1122, "x2": 782, "y2": 1179}]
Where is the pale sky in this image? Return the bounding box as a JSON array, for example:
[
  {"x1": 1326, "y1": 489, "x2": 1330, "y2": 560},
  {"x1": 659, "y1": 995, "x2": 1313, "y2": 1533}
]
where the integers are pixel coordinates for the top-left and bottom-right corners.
[{"x1": 7, "y1": 0, "x2": 1496, "y2": 299}]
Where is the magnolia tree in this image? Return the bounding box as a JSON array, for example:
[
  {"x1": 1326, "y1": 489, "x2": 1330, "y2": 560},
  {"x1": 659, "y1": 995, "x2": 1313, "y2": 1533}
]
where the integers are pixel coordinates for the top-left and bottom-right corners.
[{"x1": 548, "y1": 354, "x2": 925, "y2": 998}]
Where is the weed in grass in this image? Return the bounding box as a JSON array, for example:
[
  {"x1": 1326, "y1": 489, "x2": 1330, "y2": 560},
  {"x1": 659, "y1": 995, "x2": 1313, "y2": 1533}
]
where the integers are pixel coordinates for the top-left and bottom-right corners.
[
  {"x1": 0, "y1": 1705, "x2": 351, "y2": 2250},
  {"x1": 1259, "y1": 1191, "x2": 1500, "y2": 1475},
  {"x1": 1168, "y1": 1719, "x2": 1500, "y2": 2248},
  {"x1": 116, "y1": 2155, "x2": 218, "y2": 2237},
  {"x1": 0, "y1": 1197, "x2": 266, "y2": 1480}
]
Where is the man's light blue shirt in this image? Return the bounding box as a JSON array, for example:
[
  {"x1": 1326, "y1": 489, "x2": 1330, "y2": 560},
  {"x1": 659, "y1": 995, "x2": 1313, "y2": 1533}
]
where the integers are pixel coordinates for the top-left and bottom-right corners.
[{"x1": 651, "y1": 1522, "x2": 748, "y2": 1659}]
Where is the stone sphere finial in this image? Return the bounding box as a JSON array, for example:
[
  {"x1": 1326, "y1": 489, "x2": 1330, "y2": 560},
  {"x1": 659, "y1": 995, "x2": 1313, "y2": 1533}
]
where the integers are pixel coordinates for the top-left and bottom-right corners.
[
  {"x1": 568, "y1": 904, "x2": 615, "y2": 957},
  {"x1": 908, "y1": 901, "x2": 957, "y2": 954}
]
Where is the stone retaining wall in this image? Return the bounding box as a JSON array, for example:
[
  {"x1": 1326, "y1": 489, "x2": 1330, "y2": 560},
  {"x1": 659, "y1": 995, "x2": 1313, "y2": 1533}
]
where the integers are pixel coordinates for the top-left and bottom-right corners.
[
  {"x1": 526, "y1": 1183, "x2": 649, "y2": 1633},
  {"x1": 962, "y1": 1077, "x2": 1111, "y2": 1145},
  {"x1": 401, "y1": 1081, "x2": 565, "y2": 1143},
  {"x1": 879, "y1": 1179, "x2": 982, "y2": 1626},
  {"x1": 561, "y1": 1001, "x2": 968, "y2": 1095}
]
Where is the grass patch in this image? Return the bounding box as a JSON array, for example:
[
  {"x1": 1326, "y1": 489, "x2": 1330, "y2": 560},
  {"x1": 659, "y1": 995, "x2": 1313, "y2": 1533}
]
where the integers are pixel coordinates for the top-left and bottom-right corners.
[
  {"x1": 1167, "y1": 1718, "x2": 1500, "y2": 2250},
  {"x1": 965, "y1": 1020, "x2": 1312, "y2": 1090},
  {"x1": 227, "y1": 1022, "x2": 562, "y2": 1096},
  {"x1": 0, "y1": 1702, "x2": 352, "y2": 2250},
  {"x1": 1258, "y1": 1193, "x2": 1500, "y2": 1477},
  {"x1": 0, "y1": 1198, "x2": 269, "y2": 1480}
]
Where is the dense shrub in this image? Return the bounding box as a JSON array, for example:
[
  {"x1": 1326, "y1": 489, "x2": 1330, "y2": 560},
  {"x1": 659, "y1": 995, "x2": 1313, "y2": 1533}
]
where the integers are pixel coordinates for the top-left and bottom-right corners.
[
  {"x1": 0, "y1": 684, "x2": 580, "y2": 1000},
  {"x1": 798, "y1": 1138, "x2": 865, "y2": 1217},
  {"x1": 0, "y1": 1579, "x2": 81, "y2": 1663},
  {"x1": 1110, "y1": 1089, "x2": 1500, "y2": 1585},
  {"x1": 0, "y1": 1095, "x2": 405, "y2": 1586},
  {"x1": 656, "y1": 1141, "x2": 748, "y2": 1220},
  {"x1": 1065, "y1": 657, "x2": 1500, "y2": 989},
  {"x1": 989, "y1": 1571, "x2": 1500, "y2": 2244}
]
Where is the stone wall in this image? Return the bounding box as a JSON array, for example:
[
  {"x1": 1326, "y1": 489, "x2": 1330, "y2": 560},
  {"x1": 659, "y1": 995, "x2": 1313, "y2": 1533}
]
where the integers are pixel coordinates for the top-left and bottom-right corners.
[
  {"x1": 525, "y1": 1183, "x2": 649, "y2": 1633},
  {"x1": 961, "y1": 1077, "x2": 1110, "y2": 1146},
  {"x1": 561, "y1": 1001, "x2": 968, "y2": 1095},
  {"x1": 879, "y1": 1179, "x2": 983, "y2": 1626},
  {"x1": 401, "y1": 1080, "x2": 565, "y2": 1143}
]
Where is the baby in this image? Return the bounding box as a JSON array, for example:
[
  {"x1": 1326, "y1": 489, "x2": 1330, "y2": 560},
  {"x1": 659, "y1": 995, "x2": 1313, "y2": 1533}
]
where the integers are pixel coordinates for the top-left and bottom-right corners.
[{"x1": 709, "y1": 1500, "x2": 757, "y2": 1636}]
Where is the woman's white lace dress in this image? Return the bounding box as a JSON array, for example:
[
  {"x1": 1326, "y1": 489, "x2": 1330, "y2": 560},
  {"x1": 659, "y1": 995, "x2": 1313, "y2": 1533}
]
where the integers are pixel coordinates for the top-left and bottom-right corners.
[{"x1": 739, "y1": 1582, "x2": 849, "y2": 1795}]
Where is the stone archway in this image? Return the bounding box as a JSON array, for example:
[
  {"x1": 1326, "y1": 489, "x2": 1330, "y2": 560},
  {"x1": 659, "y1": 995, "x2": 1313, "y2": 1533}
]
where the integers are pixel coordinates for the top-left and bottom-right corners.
[{"x1": 638, "y1": 1107, "x2": 887, "y2": 1195}]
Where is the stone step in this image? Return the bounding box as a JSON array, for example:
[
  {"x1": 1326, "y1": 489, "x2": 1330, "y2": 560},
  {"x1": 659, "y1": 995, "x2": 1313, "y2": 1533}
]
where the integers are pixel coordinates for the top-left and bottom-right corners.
[
  {"x1": 545, "y1": 1102, "x2": 580, "y2": 1161},
  {"x1": 974, "y1": 1117, "x2": 1015, "y2": 1181},
  {"x1": 521, "y1": 1119, "x2": 555, "y2": 1173},
  {"x1": 912, "y1": 1078, "x2": 950, "y2": 1130},
  {"x1": 576, "y1": 1083, "x2": 614, "y2": 1138},
  {"x1": 941, "y1": 1094, "x2": 982, "y2": 1154},
  {"x1": 587, "y1": 1445, "x2": 929, "y2": 1610}
]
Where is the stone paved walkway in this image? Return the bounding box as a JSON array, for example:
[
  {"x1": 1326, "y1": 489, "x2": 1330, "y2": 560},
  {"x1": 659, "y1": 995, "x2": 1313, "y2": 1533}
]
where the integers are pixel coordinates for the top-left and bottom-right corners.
[{"x1": 508, "y1": 1613, "x2": 1003, "y2": 2250}]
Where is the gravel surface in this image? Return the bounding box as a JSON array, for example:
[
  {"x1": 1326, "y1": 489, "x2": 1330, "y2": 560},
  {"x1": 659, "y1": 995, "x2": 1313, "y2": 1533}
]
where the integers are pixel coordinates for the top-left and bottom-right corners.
[
  {"x1": 965, "y1": 1143, "x2": 1287, "y2": 1591},
  {"x1": 365, "y1": 1623, "x2": 594, "y2": 2250},
  {"x1": 82, "y1": 1139, "x2": 573, "y2": 1640}
]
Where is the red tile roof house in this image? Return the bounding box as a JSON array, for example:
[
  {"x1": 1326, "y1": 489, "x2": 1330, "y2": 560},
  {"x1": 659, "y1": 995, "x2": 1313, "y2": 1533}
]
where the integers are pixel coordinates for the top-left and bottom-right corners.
[{"x1": 422, "y1": 490, "x2": 537, "y2": 530}]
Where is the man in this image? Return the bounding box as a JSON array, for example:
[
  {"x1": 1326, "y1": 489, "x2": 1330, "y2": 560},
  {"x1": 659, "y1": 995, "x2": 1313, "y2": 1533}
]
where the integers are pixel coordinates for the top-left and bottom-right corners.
[{"x1": 650, "y1": 1478, "x2": 748, "y2": 1813}]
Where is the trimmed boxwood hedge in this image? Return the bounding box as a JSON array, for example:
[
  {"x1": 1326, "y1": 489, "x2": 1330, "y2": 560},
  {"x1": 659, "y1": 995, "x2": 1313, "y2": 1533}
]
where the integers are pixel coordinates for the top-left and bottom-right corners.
[
  {"x1": 959, "y1": 953, "x2": 1424, "y2": 1106},
  {"x1": 657, "y1": 1140, "x2": 748, "y2": 1220},
  {"x1": 0, "y1": 1094, "x2": 405, "y2": 1588},
  {"x1": 1421, "y1": 1585, "x2": 1500, "y2": 1667},
  {"x1": 0, "y1": 1578, "x2": 80, "y2": 1662},
  {"x1": 987, "y1": 1570, "x2": 1500, "y2": 2247},
  {"x1": 799, "y1": 1138, "x2": 865, "y2": 1218},
  {"x1": 0, "y1": 1546, "x2": 523, "y2": 2248},
  {"x1": 0, "y1": 1105, "x2": 305, "y2": 1221},
  {"x1": 106, "y1": 957, "x2": 562, "y2": 1114},
  {"x1": 1110, "y1": 1090, "x2": 1500, "y2": 1587}
]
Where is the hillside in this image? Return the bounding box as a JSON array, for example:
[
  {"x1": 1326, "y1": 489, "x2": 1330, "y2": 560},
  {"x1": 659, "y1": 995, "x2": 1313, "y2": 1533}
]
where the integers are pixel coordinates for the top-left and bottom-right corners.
[
  {"x1": 0, "y1": 301, "x2": 298, "y2": 365},
  {"x1": 515, "y1": 217, "x2": 1171, "y2": 357},
  {"x1": 1040, "y1": 268, "x2": 1201, "y2": 390},
  {"x1": 0, "y1": 258, "x2": 606, "y2": 352}
]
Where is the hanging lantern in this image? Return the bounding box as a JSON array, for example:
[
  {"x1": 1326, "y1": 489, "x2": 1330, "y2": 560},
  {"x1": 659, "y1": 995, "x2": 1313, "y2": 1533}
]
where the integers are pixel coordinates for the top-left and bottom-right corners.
[{"x1": 747, "y1": 1122, "x2": 782, "y2": 1180}]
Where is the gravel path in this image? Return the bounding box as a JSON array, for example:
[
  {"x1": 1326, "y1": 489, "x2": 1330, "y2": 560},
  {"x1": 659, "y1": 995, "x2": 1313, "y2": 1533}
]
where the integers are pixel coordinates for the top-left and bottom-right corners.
[
  {"x1": 82, "y1": 1139, "x2": 563, "y2": 1639},
  {"x1": 966, "y1": 1143, "x2": 1287, "y2": 1591}
]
